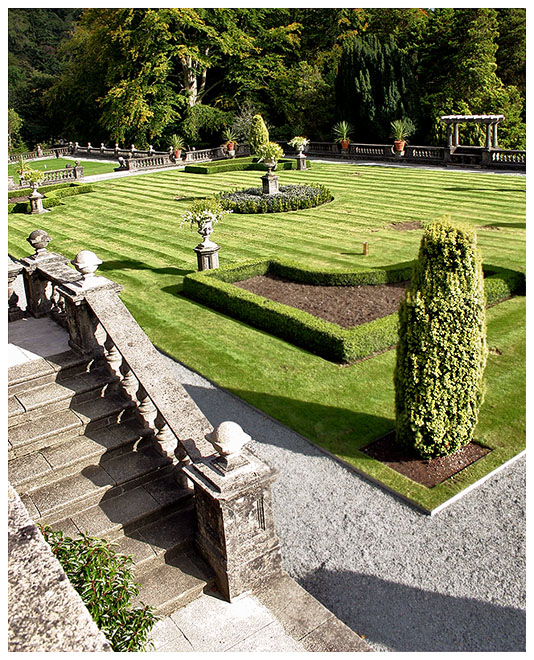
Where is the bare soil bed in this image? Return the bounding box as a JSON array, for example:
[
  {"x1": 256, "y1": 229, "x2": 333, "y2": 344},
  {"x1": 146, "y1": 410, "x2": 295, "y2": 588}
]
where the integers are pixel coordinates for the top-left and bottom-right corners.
[
  {"x1": 234, "y1": 274, "x2": 409, "y2": 328},
  {"x1": 362, "y1": 432, "x2": 491, "y2": 487},
  {"x1": 234, "y1": 272, "x2": 492, "y2": 485}
]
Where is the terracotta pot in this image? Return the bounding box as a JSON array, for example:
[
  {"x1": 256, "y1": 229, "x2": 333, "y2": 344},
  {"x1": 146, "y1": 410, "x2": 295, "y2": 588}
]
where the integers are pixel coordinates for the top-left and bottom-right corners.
[
  {"x1": 341, "y1": 139, "x2": 350, "y2": 150},
  {"x1": 394, "y1": 140, "x2": 406, "y2": 152},
  {"x1": 227, "y1": 142, "x2": 235, "y2": 151},
  {"x1": 174, "y1": 149, "x2": 181, "y2": 159}
]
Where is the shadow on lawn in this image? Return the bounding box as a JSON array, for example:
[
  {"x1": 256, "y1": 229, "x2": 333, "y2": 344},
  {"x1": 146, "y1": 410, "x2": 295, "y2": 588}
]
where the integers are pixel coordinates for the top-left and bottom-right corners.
[
  {"x1": 300, "y1": 567, "x2": 525, "y2": 652},
  {"x1": 99, "y1": 259, "x2": 193, "y2": 278},
  {"x1": 179, "y1": 382, "x2": 392, "y2": 461}
]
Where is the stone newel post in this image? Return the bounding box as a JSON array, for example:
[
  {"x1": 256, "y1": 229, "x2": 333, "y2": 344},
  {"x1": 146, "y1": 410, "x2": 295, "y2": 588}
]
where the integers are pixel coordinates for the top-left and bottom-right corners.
[{"x1": 184, "y1": 421, "x2": 283, "y2": 601}]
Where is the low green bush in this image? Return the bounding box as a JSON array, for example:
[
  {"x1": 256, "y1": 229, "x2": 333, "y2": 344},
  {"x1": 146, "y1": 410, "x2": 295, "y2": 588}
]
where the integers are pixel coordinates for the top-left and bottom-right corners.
[
  {"x1": 8, "y1": 182, "x2": 77, "y2": 198},
  {"x1": 41, "y1": 526, "x2": 156, "y2": 652},
  {"x1": 8, "y1": 183, "x2": 94, "y2": 213},
  {"x1": 218, "y1": 184, "x2": 333, "y2": 214},
  {"x1": 182, "y1": 258, "x2": 524, "y2": 364},
  {"x1": 184, "y1": 157, "x2": 309, "y2": 174}
]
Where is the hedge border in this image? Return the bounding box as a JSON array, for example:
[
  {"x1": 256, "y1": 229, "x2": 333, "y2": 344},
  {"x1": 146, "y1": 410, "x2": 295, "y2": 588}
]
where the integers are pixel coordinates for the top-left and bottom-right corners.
[
  {"x1": 184, "y1": 157, "x2": 310, "y2": 175},
  {"x1": 182, "y1": 259, "x2": 525, "y2": 363},
  {"x1": 8, "y1": 183, "x2": 95, "y2": 214}
]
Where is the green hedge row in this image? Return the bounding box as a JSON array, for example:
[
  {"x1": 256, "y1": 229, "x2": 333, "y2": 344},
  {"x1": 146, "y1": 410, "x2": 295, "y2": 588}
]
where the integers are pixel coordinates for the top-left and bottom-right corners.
[
  {"x1": 184, "y1": 157, "x2": 309, "y2": 175},
  {"x1": 8, "y1": 183, "x2": 95, "y2": 213},
  {"x1": 8, "y1": 181, "x2": 79, "y2": 199},
  {"x1": 182, "y1": 258, "x2": 525, "y2": 364}
]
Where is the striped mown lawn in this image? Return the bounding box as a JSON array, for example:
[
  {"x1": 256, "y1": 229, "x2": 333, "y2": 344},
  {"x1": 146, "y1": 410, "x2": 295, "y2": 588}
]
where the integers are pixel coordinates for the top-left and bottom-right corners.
[{"x1": 8, "y1": 161, "x2": 526, "y2": 512}]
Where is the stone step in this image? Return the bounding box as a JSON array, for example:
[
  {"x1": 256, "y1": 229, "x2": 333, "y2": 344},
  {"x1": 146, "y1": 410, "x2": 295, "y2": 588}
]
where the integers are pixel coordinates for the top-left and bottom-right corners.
[
  {"x1": 134, "y1": 547, "x2": 216, "y2": 616},
  {"x1": 42, "y1": 473, "x2": 193, "y2": 542},
  {"x1": 8, "y1": 367, "x2": 119, "y2": 428},
  {"x1": 8, "y1": 419, "x2": 149, "y2": 495},
  {"x1": 26, "y1": 445, "x2": 176, "y2": 524},
  {"x1": 8, "y1": 394, "x2": 137, "y2": 459},
  {"x1": 8, "y1": 350, "x2": 96, "y2": 396}
]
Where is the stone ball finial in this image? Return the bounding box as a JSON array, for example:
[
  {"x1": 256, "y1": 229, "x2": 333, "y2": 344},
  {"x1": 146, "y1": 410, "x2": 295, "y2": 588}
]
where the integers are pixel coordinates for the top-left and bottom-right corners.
[
  {"x1": 72, "y1": 250, "x2": 102, "y2": 281},
  {"x1": 27, "y1": 229, "x2": 51, "y2": 255},
  {"x1": 206, "y1": 421, "x2": 251, "y2": 457}
]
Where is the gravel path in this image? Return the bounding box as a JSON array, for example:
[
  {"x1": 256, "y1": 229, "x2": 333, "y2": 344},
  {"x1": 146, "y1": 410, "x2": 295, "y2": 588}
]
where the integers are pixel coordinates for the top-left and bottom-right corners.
[{"x1": 162, "y1": 353, "x2": 526, "y2": 653}]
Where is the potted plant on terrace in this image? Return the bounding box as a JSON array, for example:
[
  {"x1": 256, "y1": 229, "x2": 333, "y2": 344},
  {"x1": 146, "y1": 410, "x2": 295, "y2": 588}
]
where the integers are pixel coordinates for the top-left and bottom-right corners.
[
  {"x1": 333, "y1": 121, "x2": 353, "y2": 151},
  {"x1": 390, "y1": 118, "x2": 414, "y2": 155},
  {"x1": 256, "y1": 141, "x2": 285, "y2": 172},
  {"x1": 169, "y1": 134, "x2": 185, "y2": 161},
  {"x1": 288, "y1": 136, "x2": 309, "y2": 153},
  {"x1": 222, "y1": 128, "x2": 238, "y2": 157}
]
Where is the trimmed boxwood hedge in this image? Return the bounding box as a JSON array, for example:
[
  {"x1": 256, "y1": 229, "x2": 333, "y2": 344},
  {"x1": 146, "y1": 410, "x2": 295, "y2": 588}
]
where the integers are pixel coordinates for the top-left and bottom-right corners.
[
  {"x1": 218, "y1": 184, "x2": 333, "y2": 214},
  {"x1": 8, "y1": 183, "x2": 95, "y2": 213},
  {"x1": 184, "y1": 156, "x2": 309, "y2": 175},
  {"x1": 182, "y1": 258, "x2": 525, "y2": 363}
]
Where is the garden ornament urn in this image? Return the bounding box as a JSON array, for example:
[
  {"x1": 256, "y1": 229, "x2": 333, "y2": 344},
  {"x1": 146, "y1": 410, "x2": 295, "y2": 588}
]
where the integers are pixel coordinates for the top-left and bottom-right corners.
[
  {"x1": 29, "y1": 185, "x2": 45, "y2": 215},
  {"x1": 71, "y1": 250, "x2": 103, "y2": 285},
  {"x1": 27, "y1": 229, "x2": 51, "y2": 256},
  {"x1": 206, "y1": 421, "x2": 251, "y2": 468}
]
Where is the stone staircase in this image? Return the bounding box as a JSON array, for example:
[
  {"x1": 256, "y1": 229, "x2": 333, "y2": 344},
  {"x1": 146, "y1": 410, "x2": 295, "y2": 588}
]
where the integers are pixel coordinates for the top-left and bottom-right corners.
[{"x1": 8, "y1": 348, "x2": 216, "y2": 616}]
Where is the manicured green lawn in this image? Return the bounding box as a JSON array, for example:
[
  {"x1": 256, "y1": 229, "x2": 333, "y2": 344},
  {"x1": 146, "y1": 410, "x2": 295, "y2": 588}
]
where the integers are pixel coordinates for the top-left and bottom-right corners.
[
  {"x1": 8, "y1": 162, "x2": 526, "y2": 512},
  {"x1": 8, "y1": 157, "x2": 117, "y2": 183}
]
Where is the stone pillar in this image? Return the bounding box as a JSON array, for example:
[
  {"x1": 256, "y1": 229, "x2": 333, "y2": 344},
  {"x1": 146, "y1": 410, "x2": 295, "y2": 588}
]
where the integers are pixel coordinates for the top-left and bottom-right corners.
[
  {"x1": 296, "y1": 153, "x2": 307, "y2": 170},
  {"x1": 194, "y1": 242, "x2": 220, "y2": 271},
  {"x1": 446, "y1": 124, "x2": 453, "y2": 148},
  {"x1": 20, "y1": 231, "x2": 70, "y2": 318},
  {"x1": 485, "y1": 123, "x2": 492, "y2": 150},
  {"x1": 261, "y1": 172, "x2": 279, "y2": 195},
  {"x1": 492, "y1": 122, "x2": 499, "y2": 148},
  {"x1": 184, "y1": 422, "x2": 283, "y2": 602},
  {"x1": 60, "y1": 251, "x2": 122, "y2": 356},
  {"x1": 453, "y1": 123, "x2": 459, "y2": 147}
]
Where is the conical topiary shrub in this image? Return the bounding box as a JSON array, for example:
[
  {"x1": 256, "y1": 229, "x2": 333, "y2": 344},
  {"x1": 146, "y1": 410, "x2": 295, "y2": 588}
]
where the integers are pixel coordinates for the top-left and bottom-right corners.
[
  {"x1": 394, "y1": 218, "x2": 488, "y2": 459},
  {"x1": 248, "y1": 114, "x2": 269, "y2": 156}
]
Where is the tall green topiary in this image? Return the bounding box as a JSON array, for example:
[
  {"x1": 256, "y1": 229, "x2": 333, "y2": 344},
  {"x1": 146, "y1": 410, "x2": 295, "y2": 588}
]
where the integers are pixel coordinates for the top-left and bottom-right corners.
[
  {"x1": 248, "y1": 114, "x2": 269, "y2": 155},
  {"x1": 394, "y1": 218, "x2": 488, "y2": 459}
]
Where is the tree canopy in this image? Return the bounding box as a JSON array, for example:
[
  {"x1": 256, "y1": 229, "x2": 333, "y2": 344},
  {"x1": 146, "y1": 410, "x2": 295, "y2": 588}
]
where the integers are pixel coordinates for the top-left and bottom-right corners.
[{"x1": 8, "y1": 7, "x2": 526, "y2": 150}]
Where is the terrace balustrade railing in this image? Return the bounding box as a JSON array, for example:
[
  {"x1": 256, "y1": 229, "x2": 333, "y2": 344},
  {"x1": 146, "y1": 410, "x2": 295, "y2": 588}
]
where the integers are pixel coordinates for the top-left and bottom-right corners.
[
  {"x1": 8, "y1": 231, "x2": 283, "y2": 601},
  {"x1": 10, "y1": 139, "x2": 524, "y2": 171}
]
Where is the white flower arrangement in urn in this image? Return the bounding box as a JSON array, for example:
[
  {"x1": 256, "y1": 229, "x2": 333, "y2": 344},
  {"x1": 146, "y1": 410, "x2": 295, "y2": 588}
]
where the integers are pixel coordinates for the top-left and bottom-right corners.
[
  {"x1": 180, "y1": 197, "x2": 232, "y2": 246},
  {"x1": 288, "y1": 136, "x2": 309, "y2": 153}
]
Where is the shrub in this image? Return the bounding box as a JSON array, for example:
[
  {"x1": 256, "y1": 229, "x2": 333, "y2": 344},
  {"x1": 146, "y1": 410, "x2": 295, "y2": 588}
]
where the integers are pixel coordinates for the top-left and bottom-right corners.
[
  {"x1": 8, "y1": 183, "x2": 94, "y2": 213},
  {"x1": 41, "y1": 526, "x2": 156, "y2": 652},
  {"x1": 394, "y1": 218, "x2": 488, "y2": 459},
  {"x1": 248, "y1": 114, "x2": 270, "y2": 155},
  {"x1": 218, "y1": 184, "x2": 333, "y2": 214}
]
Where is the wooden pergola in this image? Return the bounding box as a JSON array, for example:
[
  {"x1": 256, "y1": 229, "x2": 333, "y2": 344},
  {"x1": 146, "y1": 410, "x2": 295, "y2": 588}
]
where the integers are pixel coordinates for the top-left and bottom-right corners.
[{"x1": 440, "y1": 114, "x2": 505, "y2": 149}]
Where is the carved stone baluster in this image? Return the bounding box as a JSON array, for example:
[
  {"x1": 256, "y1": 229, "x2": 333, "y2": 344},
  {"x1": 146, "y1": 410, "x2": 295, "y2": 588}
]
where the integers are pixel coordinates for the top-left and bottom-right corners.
[
  {"x1": 153, "y1": 412, "x2": 192, "y2": 488},
  {"x1": 136, "y1": 386, "x2": 158, "y2": 437},
  {"x1": 120, "y1": 363, "x2": 139, "y2": 401}
]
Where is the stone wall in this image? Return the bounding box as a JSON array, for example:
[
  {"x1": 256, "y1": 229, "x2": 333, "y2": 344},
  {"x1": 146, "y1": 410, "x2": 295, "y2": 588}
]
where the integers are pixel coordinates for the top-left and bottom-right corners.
[{"x1": 8, "y1": 483, "x2": 112, "y2": 652}]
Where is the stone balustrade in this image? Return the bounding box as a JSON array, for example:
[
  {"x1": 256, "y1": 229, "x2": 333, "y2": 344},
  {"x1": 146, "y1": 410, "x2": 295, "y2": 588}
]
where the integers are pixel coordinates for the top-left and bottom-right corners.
[{"x1": 9, "y1": 231, "x2": 284, "y2": 602}]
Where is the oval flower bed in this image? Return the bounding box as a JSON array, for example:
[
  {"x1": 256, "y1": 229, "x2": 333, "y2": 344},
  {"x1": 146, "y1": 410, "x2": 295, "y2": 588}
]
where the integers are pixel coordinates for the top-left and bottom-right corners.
[{"x1": 218, "y1": 183, "x2": 333, "y2": 214}]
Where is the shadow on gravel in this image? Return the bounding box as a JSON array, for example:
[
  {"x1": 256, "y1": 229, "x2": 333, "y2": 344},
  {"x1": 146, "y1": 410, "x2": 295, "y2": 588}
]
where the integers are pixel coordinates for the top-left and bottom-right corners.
[
  {"x1": 301, "y1": 567, "x2": 526, "y2": 652},
  {"x1": 181, "y1": 384, "x2": 392, "y2": 460}
]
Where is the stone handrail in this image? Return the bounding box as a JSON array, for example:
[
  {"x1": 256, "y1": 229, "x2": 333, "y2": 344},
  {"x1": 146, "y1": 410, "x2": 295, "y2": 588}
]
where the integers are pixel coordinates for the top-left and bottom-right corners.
[{"x1": 12, "y1": 230, "x2": 284, "y2": 601}]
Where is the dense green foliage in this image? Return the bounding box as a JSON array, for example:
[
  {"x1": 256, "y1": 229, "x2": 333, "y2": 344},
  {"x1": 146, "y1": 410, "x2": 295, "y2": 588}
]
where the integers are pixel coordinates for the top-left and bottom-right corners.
[
  {"x1": 8, "y1": 183, "x2": 94, "y2": 214},
  {"x1": 248, "y1": 115, "x2": 270, "y2": 155},
  {"x1": 7, "y1": 163, "x2": 525, "y2": 511},
  {"x1": 394, "y1": 220, "x2": 488, "y2": 459},
  {"x1": 8, "y1": 8, "x2": 525, "y2": 149},
  {"x1": 218, "y1": 184, "x2": 332, "y2": 213},
  {"x1": 41, "y1": 527, "x2": 156, "y2": 652}
]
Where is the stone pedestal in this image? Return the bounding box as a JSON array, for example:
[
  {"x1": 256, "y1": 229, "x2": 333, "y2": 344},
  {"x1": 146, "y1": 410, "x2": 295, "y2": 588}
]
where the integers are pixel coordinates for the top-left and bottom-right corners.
[
  {"x1": 194, "y1": 242, "x2": 220, "y2": 271},
  {"x1": 261, "y1": 172, "x2": 279, "y2": 195},
  {"x1": 8, "y1": 257, "x2": 24, "y2": 322},
  {"x1": 184, "y1": 447, "x2": 283, "y2": 601},
  {"x1": 29, "y1": 188, "x2": 44, "y2": 214},
  {"x1": 296, "y1": 153, "x2": 307, "y2": 170}
]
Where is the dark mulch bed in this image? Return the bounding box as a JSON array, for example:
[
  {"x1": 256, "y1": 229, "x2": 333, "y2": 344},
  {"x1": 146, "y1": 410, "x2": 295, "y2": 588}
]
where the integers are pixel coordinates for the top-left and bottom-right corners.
[
  {"x1": 234, "y1": 274, "x2": 409, "y2": 328},
  {"x1": 361, "y1": 431, "x2": 491, "y2": 487},
  {"x1": 390, "y1": 221, "x2": 422, "y2": 231}
]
